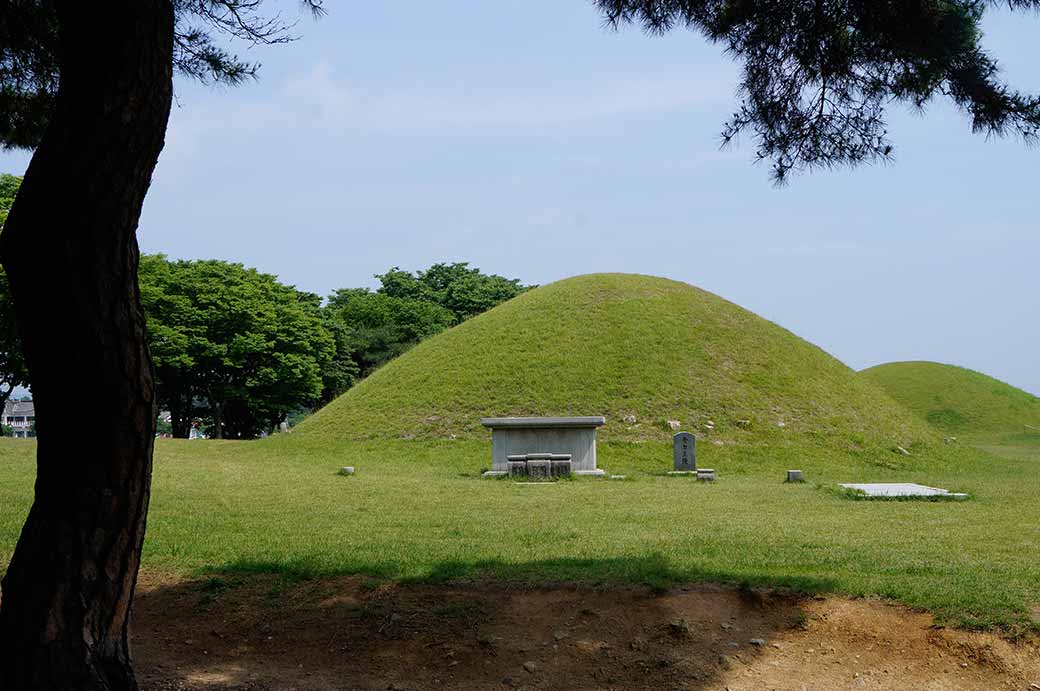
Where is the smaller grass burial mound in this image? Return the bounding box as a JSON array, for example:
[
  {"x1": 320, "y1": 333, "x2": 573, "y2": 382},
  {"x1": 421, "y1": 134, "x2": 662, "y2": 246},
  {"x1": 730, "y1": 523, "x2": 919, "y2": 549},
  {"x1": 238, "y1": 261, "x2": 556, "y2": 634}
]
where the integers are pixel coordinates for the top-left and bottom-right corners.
[
  {"x1": 861, "y1": 361, "x2": 1040, "y2": 441},
  {"x1": 300, "y1": 274, "x2": 934, "y2": 451}
]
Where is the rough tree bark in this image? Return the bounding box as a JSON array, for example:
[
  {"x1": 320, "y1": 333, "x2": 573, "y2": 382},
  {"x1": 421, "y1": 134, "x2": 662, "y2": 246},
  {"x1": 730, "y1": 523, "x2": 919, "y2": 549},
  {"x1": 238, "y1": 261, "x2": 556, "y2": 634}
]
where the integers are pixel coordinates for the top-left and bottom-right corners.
[{"x1": 0, "y1": 2, "x2": 173, "y2": 689}]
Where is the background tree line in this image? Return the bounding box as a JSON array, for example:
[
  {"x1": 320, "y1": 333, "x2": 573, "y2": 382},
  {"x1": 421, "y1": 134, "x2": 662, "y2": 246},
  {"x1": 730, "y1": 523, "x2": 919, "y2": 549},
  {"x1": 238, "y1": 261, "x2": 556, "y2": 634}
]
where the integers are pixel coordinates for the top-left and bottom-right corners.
[
  {"x1": 0, "y1": 174, "x2": 530, "y2": 439},
  {"x1": 0, "y1": 174, "x2": 30, "y2": 429}
]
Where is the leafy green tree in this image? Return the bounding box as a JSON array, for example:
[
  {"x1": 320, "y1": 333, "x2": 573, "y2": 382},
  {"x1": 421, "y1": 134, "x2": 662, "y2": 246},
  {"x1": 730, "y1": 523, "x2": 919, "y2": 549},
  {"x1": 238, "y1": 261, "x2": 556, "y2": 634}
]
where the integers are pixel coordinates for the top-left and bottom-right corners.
[
  {"x1": 154, "y1": 415, "x2": 173, "y2": 437},
  {"x1": 326, "y1": 288, "x2": 456, "y2": 376},
  {"x1": 0, "y1": 175, "x2": 30, "y2": 423},
  {"x1": 318, "y1": 314, "x2": 361, "y2": 405},
  {"x1": 376, "y1": 262, "x2": 530, "y2": 321},
  {"x1": 0, "y1": 268, "x2": 30, "y2": 426},
  {"x1": 139, "y1": 255, "x2": 335, "y2": 439},
  {"x1": 324, "y1": 263, "x2": 529, "y2": 379},
  {"x1": 320, "y1": 264, "x2": 526, "y2": 386},
  {"x1": 0, "y1": 174, "x2": 21, "y2": 223},
  {"x1": 0, "y1": 176, "x2": 28, "y2": 429},
  {"x1": 2, "y1": 0, "x2": 1038, "y2": 687}
]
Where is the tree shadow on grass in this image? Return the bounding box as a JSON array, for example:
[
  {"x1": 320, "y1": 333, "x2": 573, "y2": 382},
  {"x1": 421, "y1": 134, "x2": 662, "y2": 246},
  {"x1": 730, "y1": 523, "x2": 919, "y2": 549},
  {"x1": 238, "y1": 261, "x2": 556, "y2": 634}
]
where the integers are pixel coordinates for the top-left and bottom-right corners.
[
  {"x1": 135, "y1": 554, "x2": 838, "y2": 691},
  {"x1": 198, "y1": 551, "x2": 840, "y2": 597}
]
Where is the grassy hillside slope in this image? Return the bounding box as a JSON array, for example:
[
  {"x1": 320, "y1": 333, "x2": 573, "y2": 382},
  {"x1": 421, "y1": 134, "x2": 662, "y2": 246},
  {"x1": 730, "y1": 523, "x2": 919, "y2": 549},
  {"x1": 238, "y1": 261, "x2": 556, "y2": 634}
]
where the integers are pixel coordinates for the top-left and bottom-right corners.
[
  {"x1": 860, "y1": 361, "x2": 1040, "y2": 440},
  {"x1": 301, "y1": 274, "x2": 934, "y2": 451}
]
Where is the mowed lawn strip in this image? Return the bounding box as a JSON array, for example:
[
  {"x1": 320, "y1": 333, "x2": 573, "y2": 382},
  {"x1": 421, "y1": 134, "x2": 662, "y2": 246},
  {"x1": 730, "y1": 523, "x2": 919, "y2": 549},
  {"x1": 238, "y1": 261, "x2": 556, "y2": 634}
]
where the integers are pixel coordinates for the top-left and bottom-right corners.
[{"x1": 1, "y1": 436, "x2": 1038, "y2": 632}]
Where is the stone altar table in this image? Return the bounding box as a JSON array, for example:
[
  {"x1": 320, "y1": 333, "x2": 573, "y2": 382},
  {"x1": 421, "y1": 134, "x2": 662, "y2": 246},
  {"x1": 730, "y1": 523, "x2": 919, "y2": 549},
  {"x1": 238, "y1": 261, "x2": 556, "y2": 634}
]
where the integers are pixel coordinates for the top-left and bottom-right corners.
[{"x1": 481, "y1": 416, "x2": 606, "y2": 477}]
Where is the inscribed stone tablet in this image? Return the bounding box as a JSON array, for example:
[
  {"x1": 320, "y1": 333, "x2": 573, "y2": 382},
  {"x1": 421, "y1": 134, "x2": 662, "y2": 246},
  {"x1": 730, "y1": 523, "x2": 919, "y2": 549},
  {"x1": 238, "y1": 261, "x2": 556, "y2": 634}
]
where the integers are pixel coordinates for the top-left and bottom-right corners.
[
  {"x1": 527, "y1": 460, "x2": 551, "y2": 480},
  {"x1": 551, "y1": 460, "x2": 572, "y2": 477},
  {"x1": 673, "y1": 432, "x2": 696, "y2": 471}
]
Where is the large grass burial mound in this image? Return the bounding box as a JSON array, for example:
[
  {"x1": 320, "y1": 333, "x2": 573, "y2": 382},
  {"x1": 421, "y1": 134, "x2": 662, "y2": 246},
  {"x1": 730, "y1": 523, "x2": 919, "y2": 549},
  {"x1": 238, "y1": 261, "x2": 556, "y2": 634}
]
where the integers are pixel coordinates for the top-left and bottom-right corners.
[
  {"x1": 301, "y1": 274, "x2": 934, "y2": 451},
  {"x1": 861, "y1": 360, "x2": 1040, "y2": 439}
]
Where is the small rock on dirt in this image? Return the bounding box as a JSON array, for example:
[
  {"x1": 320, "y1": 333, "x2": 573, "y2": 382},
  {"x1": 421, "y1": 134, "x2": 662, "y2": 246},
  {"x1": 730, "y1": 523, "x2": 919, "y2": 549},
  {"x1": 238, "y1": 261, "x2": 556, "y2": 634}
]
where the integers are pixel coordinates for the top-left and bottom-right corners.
[
  {"x1": 522, "y1": 661, "x2": 538, "y2": 674},
  {"x1": 750, "y1": 638, "x2": 766, "y2": 646}
]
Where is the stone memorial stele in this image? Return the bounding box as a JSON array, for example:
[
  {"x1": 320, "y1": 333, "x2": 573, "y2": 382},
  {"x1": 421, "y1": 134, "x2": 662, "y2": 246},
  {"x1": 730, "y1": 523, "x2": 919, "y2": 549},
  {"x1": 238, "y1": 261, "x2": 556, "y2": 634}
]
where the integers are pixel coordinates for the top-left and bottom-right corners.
[
  {"x1": 481, "y1": 417, "x2": 606, "y2": 477},
  {"x1": 672, "y1": 432, "x2": 696, "y2": 472}
]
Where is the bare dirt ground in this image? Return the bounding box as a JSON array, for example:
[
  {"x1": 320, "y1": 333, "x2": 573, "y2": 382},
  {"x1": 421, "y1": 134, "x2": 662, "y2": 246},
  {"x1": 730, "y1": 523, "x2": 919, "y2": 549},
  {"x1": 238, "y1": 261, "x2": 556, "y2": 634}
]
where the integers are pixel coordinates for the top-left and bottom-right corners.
[{"x1": 134, "y1": 573, "x2": 1040, "y2": 691}]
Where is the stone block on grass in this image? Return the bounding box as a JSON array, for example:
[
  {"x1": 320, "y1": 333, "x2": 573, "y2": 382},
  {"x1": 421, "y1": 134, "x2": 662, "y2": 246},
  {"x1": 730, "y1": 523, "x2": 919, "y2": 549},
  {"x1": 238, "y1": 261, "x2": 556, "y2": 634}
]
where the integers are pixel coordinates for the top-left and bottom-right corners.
[
  {"x1": 527, "y1": 460, "x2": 551, "y2": 480},
  {"x1": 551, "y1": 460, "x2": 572, "y2": 477}
]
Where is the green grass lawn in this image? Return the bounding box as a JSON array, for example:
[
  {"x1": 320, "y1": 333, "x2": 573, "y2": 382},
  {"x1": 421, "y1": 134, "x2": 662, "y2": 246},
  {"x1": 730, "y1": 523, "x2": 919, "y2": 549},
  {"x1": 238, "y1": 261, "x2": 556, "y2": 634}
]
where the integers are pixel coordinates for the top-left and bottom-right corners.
[
  {"x1": 970, "y1": 432, "x2": 1040, "y2": 463},
  {"x1": 2, "y1": 435, "x2": 1038, "y2": 633}
]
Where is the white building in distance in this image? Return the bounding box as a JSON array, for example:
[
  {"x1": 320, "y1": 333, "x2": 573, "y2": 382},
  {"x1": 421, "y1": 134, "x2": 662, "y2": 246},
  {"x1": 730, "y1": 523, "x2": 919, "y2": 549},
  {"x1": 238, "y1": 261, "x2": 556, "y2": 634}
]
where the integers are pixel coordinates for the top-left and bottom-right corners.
[{"x1": 2, "y1": 399, "x2": 35, "y2": 438}]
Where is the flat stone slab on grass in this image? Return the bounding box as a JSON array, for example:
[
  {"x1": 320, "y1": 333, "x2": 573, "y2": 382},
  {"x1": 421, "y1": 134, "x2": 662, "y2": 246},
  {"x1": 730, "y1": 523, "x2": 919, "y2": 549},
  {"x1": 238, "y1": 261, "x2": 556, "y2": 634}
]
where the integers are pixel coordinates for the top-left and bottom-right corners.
[{"x1": 840, "y1": 483, "x2": 968, "y2": 500}]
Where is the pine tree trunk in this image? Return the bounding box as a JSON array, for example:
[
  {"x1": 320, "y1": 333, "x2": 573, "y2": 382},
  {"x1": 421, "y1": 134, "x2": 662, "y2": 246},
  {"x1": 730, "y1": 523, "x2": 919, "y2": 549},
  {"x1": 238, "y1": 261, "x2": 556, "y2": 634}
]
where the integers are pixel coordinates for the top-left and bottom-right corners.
[{"x1": 0, "y1": 2, "x2": 173, "y2": 689}]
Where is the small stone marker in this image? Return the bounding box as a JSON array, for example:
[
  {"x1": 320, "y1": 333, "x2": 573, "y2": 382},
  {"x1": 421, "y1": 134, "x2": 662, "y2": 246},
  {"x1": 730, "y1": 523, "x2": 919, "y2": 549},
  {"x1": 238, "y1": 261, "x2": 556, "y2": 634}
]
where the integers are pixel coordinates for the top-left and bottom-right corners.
[
  {"x1": 550, "y1": 459, "x2": 572, "y2": 477},
  {"x1": 673, "y1": 432, "x2": 696, "y2": 472},
  {"x1": 339, "y1": 466, "x2": 355, "y2": 476},
  {"x1": 499, "y1": 452, "x2": 573, "y2": 479},
  {"x1": 527, "y1": 460, "x2": 551, "y2": 480},
  {"x1": 696, "y1": 468, "x2": 716, "y2": 482},
  {"x1": 786, "y1": 469, "x2": 805, "y2": 483}
]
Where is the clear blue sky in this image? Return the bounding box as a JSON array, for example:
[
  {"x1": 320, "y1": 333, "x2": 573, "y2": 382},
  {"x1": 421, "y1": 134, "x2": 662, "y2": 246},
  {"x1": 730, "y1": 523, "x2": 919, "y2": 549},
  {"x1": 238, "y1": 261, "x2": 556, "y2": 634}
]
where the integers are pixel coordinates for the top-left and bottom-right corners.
[{"x1": 2, "y1": 2, "x2": 1037, "y2": 394}]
